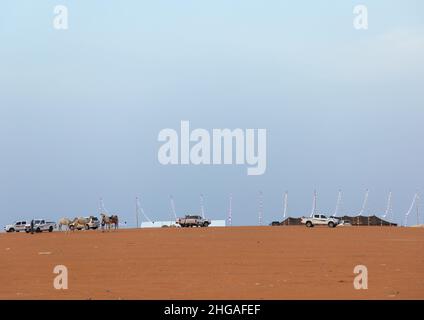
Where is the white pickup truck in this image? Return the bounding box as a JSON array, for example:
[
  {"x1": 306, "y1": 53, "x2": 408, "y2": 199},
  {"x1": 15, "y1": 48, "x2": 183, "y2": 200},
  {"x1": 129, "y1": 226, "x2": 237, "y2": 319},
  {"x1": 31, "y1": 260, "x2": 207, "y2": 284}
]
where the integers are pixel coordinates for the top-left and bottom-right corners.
[
  {"x1": 301, "y1": 214, "x2": 339, "y2": 228},
  {"x1": 4, "y1": 220, "x2": 27, "y2": 232},
  {"x1": 177, "y1": 215, "x2": 211, "y2": 227},
  {"x1": 25, "y1": 219, "x2": 56, "y2": 233}
]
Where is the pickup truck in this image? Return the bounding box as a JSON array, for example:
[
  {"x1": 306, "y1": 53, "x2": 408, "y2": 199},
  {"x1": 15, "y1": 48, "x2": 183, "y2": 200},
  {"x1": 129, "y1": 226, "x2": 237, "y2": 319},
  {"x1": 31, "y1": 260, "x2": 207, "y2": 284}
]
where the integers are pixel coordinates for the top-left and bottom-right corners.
[
  {"x1": 177, "y1": 215, "x2": 211, "y2": 227},
  {"x1": 4, "y1": 220, "x2": 27, "y2": 232},
  {"x1": 301, "y1": 214, "x2": 339, "y2": 228},
  {"x1": 25, "y1": 219, "x2": 56, "y2": 233}
]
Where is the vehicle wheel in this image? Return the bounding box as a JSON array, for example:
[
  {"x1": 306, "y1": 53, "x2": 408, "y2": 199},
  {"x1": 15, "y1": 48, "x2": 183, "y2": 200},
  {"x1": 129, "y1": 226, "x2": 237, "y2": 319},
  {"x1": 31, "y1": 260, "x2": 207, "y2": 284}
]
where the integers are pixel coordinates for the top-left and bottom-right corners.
[
  {"x1": 36, "y1": 228, "x2": 41, "y2": 233},
  {"x1": 203, "y1": 222, "x2": 209, "y2": 227},
  {"x1": 328, "y1": 222, "x2": 335, "y2": 228},
  {"x1": 25, "y1": 230, "x2": 30, "y2": 233},
  {"x1": 306, "y1": 221, "x2": 313, "y2": 228},
  {"x1": 9, "y1": 228, "x2": 15, "y2": 233},
  {"x1": 49, "y1": 226, "x2": 53, "y2": 232},
  {"x1": 69, "y1": 225, "x2": 75, "y2": 231}
]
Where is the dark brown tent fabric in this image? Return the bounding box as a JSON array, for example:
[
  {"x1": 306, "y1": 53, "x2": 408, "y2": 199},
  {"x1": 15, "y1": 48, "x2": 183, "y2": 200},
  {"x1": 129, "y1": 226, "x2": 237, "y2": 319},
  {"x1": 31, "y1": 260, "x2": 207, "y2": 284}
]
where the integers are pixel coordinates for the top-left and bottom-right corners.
[
  {"x1": 280, "y1": 217, "x2": 302, "y2": 225},
  {"x1": 279, "y1": 215, "x2": 397, "y2": 226},
  {"x1": 339, "y1": 215, "x2": 397, "y2": 226}
]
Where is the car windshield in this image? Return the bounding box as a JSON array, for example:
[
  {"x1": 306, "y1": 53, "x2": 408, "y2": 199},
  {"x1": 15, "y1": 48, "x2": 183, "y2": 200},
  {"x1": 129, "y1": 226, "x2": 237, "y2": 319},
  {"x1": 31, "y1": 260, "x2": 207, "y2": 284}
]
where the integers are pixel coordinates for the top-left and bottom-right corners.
[{"x1": 34, "y1": 220, "x2": 41, "y2": 224}]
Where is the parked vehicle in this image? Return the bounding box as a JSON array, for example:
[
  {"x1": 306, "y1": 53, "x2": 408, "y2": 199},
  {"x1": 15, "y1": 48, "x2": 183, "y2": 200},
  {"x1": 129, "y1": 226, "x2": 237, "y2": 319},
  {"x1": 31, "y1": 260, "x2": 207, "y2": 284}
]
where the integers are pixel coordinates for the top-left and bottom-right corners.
[
  {"x1": 86, "y1": 216, "x2": 100, "y2": 229},
  {"x1": 69, "y1": 216, "x2": 100, "y2": 230},
  {"x1": 176, "y1": 215, "x2": 211, "y2": 227},
  {"x1": 4, "y1": 221, "x2": 27, "y2": 233},
  {"x1": 336, "y1": 220, "x2": 352, "y2": 227},
  {"x1": 270, "y1": 221, "x2": 282, "y2": 226},
  {"x1": 25, "y1": 219, "x2": 56, "y2": 233},
  {"x1": 301, "y1": 214, "x2": 340, "y2": 228}
]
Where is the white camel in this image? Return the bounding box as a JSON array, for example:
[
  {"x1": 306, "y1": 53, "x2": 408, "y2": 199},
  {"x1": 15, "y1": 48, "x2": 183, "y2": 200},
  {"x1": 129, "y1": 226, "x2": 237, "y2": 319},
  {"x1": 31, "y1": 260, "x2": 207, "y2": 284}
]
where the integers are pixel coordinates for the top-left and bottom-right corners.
[
  {"x1": 58, "y1": 217, "x2": 71, "y2": 232},
  {"x1": 69, "y1": 217, "x2": 89, "y2": 231}
]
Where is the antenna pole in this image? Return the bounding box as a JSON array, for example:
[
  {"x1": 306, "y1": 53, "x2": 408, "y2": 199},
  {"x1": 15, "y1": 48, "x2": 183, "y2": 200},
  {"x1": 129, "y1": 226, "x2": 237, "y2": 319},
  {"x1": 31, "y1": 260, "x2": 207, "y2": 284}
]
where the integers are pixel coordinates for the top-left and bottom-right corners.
[
  {"x1": 99, "y1": 197, "x2": 108, "y2": 215},
  {"x1": 135, "y1": 197, "x2": 139, "y2": 228},
  {"x1": 405, "y1": 193, "x2": 418, "y2": 227},
  {"x1": 416, "y1": 193, "x2": 420, "y2": 226},
  {"x1": 311, "y1": 190, "x2": 317, "y2": 217},
  {"x1": 137, "y1": 197, "x2": 152, "y2": 223},
  {"x1": 334, "y1": 189, "x2": 342, "y2": 217},
  {"x1": 200, "y1": 194, "x2": 205, "y2": 219},
  {"x1": 283, "y1": 191, "x2": 289, "y2": 224},
  {"x1": 359, "y1": 189, "x2": 369, "y2": 216},
  {"x1": 99, "y1": 197, "x2": 103, "y2": 215},
  {"x1": 228, "y1": 193, "x2": 233, "y2": 226},
  {"x1": 258, "y1": 191, "x2": 263, "y2": 226},
  {"x1": 170, "y1": 195, "x2": 177, "y2": 221}
]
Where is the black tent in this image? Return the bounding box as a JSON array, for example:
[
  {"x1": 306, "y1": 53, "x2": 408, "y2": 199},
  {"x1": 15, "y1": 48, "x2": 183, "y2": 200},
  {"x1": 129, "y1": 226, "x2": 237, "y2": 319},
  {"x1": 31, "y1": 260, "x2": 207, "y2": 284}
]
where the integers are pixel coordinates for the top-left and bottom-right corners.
[
  {"x1": 278, "y1": 215, "x2": 397, "y2": 226},
  {"x1": 339, "y1": 215, "x2": 397, "y2": 226}
]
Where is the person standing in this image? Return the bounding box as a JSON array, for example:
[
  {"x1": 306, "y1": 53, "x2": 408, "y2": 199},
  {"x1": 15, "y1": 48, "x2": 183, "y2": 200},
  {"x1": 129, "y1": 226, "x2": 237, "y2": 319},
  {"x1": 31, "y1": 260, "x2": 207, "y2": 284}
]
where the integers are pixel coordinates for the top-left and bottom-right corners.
[{"x1": 30, "y1": 219, "x2": 34, "y2": 234}]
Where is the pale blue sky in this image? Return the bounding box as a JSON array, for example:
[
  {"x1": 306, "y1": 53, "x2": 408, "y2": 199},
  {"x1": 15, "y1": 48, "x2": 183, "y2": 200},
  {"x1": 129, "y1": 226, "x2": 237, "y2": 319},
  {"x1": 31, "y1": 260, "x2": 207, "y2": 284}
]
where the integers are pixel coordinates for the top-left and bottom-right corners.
[{"x1": 0, "y1": 1, "x2": 423, "y2": 227}]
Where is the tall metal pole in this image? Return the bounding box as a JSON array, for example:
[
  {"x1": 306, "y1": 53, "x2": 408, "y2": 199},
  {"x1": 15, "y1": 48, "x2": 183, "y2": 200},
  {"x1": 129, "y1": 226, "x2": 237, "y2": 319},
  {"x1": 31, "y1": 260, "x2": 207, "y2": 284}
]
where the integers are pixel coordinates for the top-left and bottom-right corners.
[
  {"x1": 416, "y1": 194, "x2": 420, "y2": 226},
  {"x1": 311, "y1": 190, "x2": 317, "y2": 217},
  {"x1": 283, "y1": 191, "x2": 288, "y2": 223},
  {"x1": 405, "y1": 193, "x2": 418, "y2": 227},
  {"x1": 334, "y1": 189, "x2": 342, "y2": 217},
  {"x1": 170, "y1": 195, "x2": 177, "y2": 221},
  {"x1": 135, "y1": 197, "x2": 139, "y2": 228},
  {"x1": 383, "y1": 191, "x2": 392, "y2": 226},
  {"x1": 99, "y1": 197, "x2": 106, "y2": 215},
  {"x1": 137, "y1": 197, "x2": 152, "y2": 223},
  {"x1": 200, "y1": 194, "x2": 205, "y2": 219},
  {"x1": 258, "y1": 191, "x2": 263, "y2": 226},
  {"x1": 228, "y1": 193, "x2": 233, "y2": 226},
  {"x1": 358, "y1": 189, "x2": 369, "y2": 227},
  {"x1": 359, "y1": 189, "x2": 369, "y2": 216}
]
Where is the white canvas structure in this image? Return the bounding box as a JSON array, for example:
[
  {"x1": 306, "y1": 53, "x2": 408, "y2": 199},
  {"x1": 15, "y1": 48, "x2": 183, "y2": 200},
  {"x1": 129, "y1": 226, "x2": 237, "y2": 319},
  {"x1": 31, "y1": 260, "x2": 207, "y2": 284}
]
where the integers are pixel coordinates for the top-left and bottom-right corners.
[
  {"x1": 210, "y1": 220, "x2": 226, "y2": 227},
  {"x1": 140, "y1": 219, "x2": 226, "y2": 228}
]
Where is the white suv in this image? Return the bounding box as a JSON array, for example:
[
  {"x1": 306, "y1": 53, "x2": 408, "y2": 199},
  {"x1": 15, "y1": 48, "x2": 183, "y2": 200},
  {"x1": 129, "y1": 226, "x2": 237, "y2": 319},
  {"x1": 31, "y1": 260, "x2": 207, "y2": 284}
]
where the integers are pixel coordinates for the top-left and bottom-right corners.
[{"x1": 4, "y1": 221, "x2": 27, "y2": 232}]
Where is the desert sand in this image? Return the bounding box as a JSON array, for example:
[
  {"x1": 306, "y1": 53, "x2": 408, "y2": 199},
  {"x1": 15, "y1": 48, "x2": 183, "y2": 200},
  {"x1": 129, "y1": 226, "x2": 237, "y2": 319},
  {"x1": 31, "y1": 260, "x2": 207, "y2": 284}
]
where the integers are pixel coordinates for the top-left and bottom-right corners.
[{"x1": 0, "y1": 226, "x2": 423, "y2": 300}]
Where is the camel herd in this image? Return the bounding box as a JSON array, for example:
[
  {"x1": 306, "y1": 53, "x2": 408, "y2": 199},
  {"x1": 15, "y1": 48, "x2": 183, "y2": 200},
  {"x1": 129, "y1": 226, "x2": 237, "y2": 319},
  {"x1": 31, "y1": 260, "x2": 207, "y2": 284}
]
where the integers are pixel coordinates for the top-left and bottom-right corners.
[{"x1": 58, "y1": 214, "x2": 119, "y2": 232}]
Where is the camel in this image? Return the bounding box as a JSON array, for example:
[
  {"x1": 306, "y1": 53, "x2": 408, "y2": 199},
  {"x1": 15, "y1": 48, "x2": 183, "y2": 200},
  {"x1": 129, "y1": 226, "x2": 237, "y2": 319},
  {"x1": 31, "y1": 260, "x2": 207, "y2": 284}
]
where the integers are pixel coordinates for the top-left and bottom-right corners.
[
  {"x1": 110, "y1": 215, "x2": 119, "y2": 230},
  {"x1": 69, "y1": 217, "x2": 89, "y2": 231},
  {"x1": 100, "y1": 213, "x2": 119, "y2": 231},
  {"x1": 58, "y1": 217, "x2": 71, "y2": 231}
]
